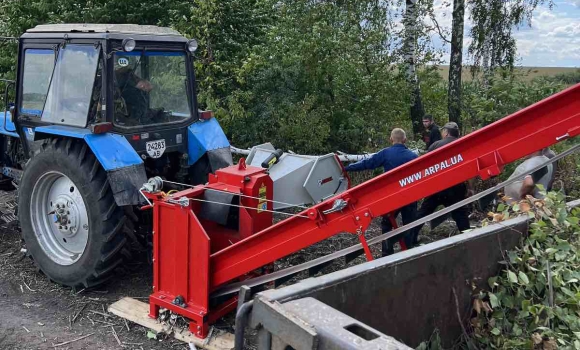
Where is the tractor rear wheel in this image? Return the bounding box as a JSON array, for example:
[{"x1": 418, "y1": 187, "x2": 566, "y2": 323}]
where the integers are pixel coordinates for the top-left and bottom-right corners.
[{"x1": 18, "y1": 138, "x2": 129, "y2": 288}]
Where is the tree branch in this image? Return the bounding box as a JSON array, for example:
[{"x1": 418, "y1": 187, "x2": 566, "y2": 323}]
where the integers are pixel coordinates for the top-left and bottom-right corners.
[{"x1": 429, "y1": 13, "x2": 451, "y2": 44}]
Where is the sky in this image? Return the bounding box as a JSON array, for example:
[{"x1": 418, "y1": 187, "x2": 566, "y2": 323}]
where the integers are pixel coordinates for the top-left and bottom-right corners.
[{"x1": 429, "y1": 0, "x2": 580, "y2": 67}]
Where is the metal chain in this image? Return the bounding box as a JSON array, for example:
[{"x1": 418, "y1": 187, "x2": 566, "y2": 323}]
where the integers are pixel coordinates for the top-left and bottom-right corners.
[
  {"x1": 212, "y1": 143, "x2": 580, "y2": 297},
  {"x1": 161, "y1": 179, "x2": 309, "y2": 209}
]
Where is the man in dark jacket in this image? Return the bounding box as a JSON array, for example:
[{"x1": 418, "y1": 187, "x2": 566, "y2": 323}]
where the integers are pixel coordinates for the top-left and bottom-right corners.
[
  {"x1": 422, "y1": 114, "x2": 441, "y2": 150},
  {"x1": 345, "y1": 128, "x2": 418, "y2": 256},
  {"x1": 413, "y1": 122, "x2": 471, "y2": 241}
]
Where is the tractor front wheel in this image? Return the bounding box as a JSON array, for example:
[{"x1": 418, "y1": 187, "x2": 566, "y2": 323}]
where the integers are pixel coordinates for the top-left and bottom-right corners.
[{"x1": 18, "y1": 138, "x2": 129, "y2": 288}]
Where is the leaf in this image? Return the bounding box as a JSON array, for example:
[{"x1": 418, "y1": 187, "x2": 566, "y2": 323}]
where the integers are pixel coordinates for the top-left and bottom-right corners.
[
  {"x1": 490, "y1": 328, "x2": 501, "y2": 335},
  {"x1": 520, "y1": 202, "x2": 531, "y2": 212},
  {"x1": 507, "y1": 270, "x2": 518, "y2": 284},
  {"x1": 147, "y1": 330, "x2": 157, "y2": 340},
  {"x1": 488, "y1": 276, "x2": 498, "y2": 289},
  {"x1": 502, "y1": 210, "x2": 511, "y2": 221},
  {"x1": 518, "y1": 271, "x2": 529, "y2": 285},
  {"x1": 415, "y1": 342, "x2": 428, "y2": 350},
  {"x1": 482, "y1": 301, "x2": 493, "y2": 313},
  {"x1": 562, "y1": 287, "x2": 575, "y2": 297},
  {"x1": 493, "y1": 213, "x2": 503, "y2": 222},
  {"x1": 531, "y1": 333, "x2": 542, "y2": 345},
  {"x1": 521, "y1": 299, "x2": 531, "y2": 311},
  {"x1": 543, "y1": 338, "x2": 558, "y2": 350},
  {"x1": 473, "y1": 299, "x2": 482, "y2": 314},
  {"x1": 513, "y1": 323, "x2": 522, "y2": 336},
  {"x1": 497, "y1": 203, "x2": 506, "y2": 212},
  {"x1": 489, "y1": 293, "x2": 500, "y2": 308}
]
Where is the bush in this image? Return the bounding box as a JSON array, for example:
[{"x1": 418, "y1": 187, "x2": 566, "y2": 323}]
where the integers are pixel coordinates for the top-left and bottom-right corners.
[{"x1": 468, "y1": 192, "x2": 580, "y2": 349}]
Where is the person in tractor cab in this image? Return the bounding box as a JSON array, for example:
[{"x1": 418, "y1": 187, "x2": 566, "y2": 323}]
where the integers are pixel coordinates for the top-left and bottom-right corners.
[
  {"x1": 422, "y1": 114, "x2": 441, "y2": 150},
  {"x1": 114, "y1": 59, "x2": 154, "y2": 125},
  {"x1": 344, "y1": 128, "x2": 418, "y2": 256},
  {"x1": 413, "y1": 122, "x2": 472, "y2": 240},
  {"x1": 503, "y1": 148, "x2": 555, "y2": 203}
]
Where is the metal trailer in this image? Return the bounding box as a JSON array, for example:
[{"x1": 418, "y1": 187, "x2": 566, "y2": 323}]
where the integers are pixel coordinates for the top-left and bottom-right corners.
[
  {"x1": 140, "y1": 83, "x2": 579, "y2": 340},
  {"x1": 242, "y1": 215, "x2": 530, "y2": 349}
]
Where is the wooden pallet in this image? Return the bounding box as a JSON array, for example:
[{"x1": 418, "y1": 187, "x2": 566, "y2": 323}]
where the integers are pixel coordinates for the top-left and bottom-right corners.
[{"x1": 108, "y1": 297, "x2": 234, "y2": 350}]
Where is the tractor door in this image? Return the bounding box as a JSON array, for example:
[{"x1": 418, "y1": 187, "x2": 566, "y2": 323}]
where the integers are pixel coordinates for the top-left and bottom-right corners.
[
  {"x1": 16, "y1": 41, "x2": 104, "y2": 150},
  {"x1": 40, "y1": 44, "x2": 101, "y2": 127}
]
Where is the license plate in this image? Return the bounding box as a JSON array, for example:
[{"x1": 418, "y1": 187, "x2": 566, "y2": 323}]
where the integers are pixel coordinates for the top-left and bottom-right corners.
[{"x1": 146, "y1": 139, "x2": 166, "y2": 158}]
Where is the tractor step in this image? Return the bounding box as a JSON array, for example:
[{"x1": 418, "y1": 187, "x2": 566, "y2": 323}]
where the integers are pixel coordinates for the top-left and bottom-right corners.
[{"x1": 108, "y1": 297, "x2": 234, "y2": 350}]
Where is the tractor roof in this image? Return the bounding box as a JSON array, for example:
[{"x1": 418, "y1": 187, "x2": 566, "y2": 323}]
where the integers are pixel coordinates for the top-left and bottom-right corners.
[{"x1": 22, "y1": 24, "x2": 188, "y2": 42}]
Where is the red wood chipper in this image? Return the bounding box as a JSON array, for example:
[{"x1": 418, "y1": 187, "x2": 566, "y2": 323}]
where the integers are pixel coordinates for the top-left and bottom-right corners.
[{"x1": 142, "y1": 83, "x2": 580, "y2": 339}]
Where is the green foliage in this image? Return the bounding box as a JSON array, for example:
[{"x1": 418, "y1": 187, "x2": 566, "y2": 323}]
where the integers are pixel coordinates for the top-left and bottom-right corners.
[
  {"x1": 470, "y1": 193, "x2": 580, "y2": 349},
  {"x1": 0, "y1": 0, "x2": 578, "y2": 162},
  {"x1": 221, "y1": 0, "x2": 414, "y2": 154},
  {"x1": 461, "y1": 72, "x2": 568, "y2": 131}
]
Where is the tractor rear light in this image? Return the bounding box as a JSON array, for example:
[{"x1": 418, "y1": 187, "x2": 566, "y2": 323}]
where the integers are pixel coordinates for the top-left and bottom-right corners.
[
  {"x1": 199, "y1": 110, "x2": 214, "y2": 120},
  {"x1": 90, "y1": 122, "x2": 113, "y2": 134},
  {"x1": 132, "y1": 134, "x2": 140, "y2": 141}
]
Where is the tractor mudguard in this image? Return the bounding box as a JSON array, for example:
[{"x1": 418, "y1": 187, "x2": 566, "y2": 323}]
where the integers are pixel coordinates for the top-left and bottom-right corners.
[
  {"x1": 34, "y1": 125, "x2": 146, "y2": 206},
  {"x1": 0, "y1": 111, "x2": 21, "y2": 138},
  {"x1": 187, "y1": 118, "x2": 232, "y2": 169}
]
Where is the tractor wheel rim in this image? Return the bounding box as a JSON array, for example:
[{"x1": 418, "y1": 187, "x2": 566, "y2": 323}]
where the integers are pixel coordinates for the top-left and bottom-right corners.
[{"x1": 30, "y1": 171, "x2": 89, "y2": 265}]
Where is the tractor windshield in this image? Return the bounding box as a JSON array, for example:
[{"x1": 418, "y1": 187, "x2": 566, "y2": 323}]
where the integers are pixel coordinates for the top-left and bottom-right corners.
[{"x1": 113, "y1": 51, "x2": 191, "y2": 127}]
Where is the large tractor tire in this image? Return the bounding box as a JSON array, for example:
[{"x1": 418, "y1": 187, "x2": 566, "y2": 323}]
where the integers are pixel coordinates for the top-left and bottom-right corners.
[{"x1": 18, "y1": 138, "x2": 129, "y2": 288}]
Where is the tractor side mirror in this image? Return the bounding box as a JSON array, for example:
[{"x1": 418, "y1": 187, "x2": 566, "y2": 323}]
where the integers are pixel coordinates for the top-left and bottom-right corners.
[{"x1": 9, "y1": 105, "x2": 15, "y2": 122}]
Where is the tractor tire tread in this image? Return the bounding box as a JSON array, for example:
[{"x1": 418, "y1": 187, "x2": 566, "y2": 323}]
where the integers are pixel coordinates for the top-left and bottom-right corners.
[
  {"x1": 100, "y1": 236, "x2": 128, "y2": 263},
  {"x1": 104, "y1": 216, "x2": 127, "y2": 243},
  {"x1": 18, "y1": 138, "x2": 130, "y2": 289}
]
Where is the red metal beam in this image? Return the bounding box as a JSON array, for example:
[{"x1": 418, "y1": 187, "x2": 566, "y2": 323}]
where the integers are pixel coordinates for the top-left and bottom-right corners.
[{"x1": 210, "y1": 83, "x2": 580, "y2": 288}]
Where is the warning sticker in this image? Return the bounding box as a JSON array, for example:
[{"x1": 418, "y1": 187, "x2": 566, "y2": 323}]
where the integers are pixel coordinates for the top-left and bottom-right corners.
[{"x1": 257, "y1": 184, "x2": 267, "y2": 213}]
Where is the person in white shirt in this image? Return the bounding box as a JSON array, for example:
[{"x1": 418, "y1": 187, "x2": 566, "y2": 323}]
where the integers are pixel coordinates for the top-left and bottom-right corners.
[{"x1": 503, "y1": 148, "x2": 555, "y2": 203}]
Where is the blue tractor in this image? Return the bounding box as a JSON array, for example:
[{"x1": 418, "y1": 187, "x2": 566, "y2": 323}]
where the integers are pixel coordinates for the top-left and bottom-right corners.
[{"x1": 0, "y1": 24, "x2": 232, "y2": 288}]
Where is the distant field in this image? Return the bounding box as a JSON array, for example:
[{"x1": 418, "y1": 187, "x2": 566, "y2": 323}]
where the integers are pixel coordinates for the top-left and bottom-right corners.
[{"x1": 434, "y1": 65, "x2": 579, "y2": 82}]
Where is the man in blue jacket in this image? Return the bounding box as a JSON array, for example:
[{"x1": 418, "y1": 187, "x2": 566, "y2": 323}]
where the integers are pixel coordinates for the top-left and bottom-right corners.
[{"x1": 345, "y1": 128, "x2": 418, "y2": 256}]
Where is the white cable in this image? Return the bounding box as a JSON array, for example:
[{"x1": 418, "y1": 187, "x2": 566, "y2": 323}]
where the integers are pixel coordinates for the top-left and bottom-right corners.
[
  {"x1": 167, "y1": 197, "x2": 310, "y2": 219},
  {"x1": 161, "y1": 179, "x2": 309, "y2": 209}
]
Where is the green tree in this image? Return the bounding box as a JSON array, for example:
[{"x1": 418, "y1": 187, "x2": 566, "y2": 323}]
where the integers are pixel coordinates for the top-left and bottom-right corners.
[
  {"x1": 227, "y1": 0, "x2": 414, "y2": 154},
  {"x1": 469, "y1": 0, "x2": 553, "y2": 85}
]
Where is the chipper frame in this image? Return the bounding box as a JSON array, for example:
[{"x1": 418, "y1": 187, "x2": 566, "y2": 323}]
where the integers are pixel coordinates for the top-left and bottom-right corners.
[{"x1": 143, "y1": 83, "x2": 580, "y2": 338}]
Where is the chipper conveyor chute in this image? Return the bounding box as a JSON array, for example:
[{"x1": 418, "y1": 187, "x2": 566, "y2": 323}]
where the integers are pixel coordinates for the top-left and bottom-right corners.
[{"x1": 142, "y1": 83, "x2": 580, "y2": 339}]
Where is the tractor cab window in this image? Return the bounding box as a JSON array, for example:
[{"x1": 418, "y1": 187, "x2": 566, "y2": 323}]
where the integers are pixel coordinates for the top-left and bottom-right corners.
[
  {"x1": 42, "y1": 45, "x2": 100, "y2": 127},
  {"x1": 113, "y1": 51, "x2": 191, "y2": 127},
  {"x1": 21, "y1": 49, "x2": 55, "y2": 116}
]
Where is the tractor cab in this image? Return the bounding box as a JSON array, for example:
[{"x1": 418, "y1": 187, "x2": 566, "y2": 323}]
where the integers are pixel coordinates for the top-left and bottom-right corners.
[
  {"x1": 17, "y1": 24, "x2": 196, "y2": 129},
  {"x1": 12, "y1": 24, "x2": 231, "y2": 189}
]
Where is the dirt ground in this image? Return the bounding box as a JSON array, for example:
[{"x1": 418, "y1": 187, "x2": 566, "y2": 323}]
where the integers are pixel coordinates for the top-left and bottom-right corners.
[
  {"x1": 0, "y1": 187, "x2": 467, "y2": 350},
  {"x1": 0, "y1": 188, "x2": 234, "y2": 350}
]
